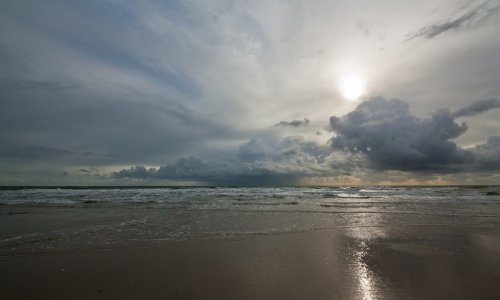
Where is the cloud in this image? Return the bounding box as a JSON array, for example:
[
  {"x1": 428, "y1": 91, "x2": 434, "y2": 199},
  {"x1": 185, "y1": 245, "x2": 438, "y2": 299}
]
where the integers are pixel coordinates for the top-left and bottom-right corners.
[
  {"x1": 113, "y1": 137, "x2": 363, "y2": 185},
  {"x1": 406, "y1": 2, "x2": 500, "y2": 41},
  {"x1": 274, "y1": 118, "x2": 310, "y2": 128},
  {"x1": 329, "y1": 96, "x2": 473, "y2": 170},
  {"x1": 1, "y1": 1, "x2": 500, "y2": 185},
  {"x1": 0, "y1": 146, "x2": 74, "y2": 159},
  {"x1": 0, "y1": 1, "x2": 242, "y2": 168},
  {"x1": 452, "y1": 98, "x2": 500, "y2": 117},
  {"x1": 113, "y1": 97, "x2": 500, "y2": 184},
  {"x1": 235, "y1": 137, "x2": 336, "y2": 175},
  {"x1": 470, "y1": 135, "x2": 500, "y2": 170},
  {"x1": 26, "y1": 92, "x2": 497, "y2": 186},
  {"x1": 0, "y1": 80, "x2": 79, "y2": 91},
  {"x1": 113, "y1": 165, "x2": 156, "y2": 179},
  {"x1": 0, "y1": 145, "x2": 118, "y2": 166}
]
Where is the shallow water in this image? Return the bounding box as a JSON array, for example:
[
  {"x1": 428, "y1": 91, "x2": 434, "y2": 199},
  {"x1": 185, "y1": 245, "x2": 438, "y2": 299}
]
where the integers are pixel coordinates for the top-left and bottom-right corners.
[
  {"x1": 1, "y1": 186, "x2": 499, "y2": 255},
  {"x1": 2, "y1": 186, "x2": 500, "y2": 214}
]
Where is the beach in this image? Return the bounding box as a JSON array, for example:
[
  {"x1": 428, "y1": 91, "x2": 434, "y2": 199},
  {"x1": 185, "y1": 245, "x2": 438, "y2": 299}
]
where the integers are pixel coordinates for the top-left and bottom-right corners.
[
  {"x1": 3, "y1": 1, "x2": 500, "y2": 298},
  {"x1": 1, "y1": 187, "x2": 500, "y2": 299},
  {"x1": 1, "y1": 224, "x2": 500, "y2": 299}
]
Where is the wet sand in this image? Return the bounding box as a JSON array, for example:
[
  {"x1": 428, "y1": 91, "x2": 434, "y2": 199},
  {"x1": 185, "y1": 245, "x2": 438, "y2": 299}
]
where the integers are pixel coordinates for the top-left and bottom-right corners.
[{"x1": 1, "y1": 225, "x2": 500, "y2": 300}]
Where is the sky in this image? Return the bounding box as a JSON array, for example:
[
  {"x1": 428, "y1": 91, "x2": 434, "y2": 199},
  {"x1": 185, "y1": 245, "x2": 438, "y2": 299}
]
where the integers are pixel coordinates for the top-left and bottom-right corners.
[{"x1": 1, "y1": 0, "x2": 500, "y2": 186}]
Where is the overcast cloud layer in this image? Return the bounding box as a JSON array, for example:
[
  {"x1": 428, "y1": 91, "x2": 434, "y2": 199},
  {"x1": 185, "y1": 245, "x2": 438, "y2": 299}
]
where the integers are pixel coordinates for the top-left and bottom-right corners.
[{"x1": 1, "y1": 0, "x2": 499, "y2": 185}]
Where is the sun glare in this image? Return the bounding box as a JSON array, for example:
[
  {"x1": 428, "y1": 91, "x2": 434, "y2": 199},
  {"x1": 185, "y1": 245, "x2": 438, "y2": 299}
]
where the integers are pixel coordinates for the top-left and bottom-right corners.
[{"x1": 339, "y1": 75, "x2": 365, "y2": 101}]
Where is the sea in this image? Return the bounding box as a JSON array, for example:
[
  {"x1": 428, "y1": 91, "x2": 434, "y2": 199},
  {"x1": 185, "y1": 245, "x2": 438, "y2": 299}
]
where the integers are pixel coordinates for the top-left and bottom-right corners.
[{"x1": 1, "y1": 186, "x2": 499, "y2": 256}]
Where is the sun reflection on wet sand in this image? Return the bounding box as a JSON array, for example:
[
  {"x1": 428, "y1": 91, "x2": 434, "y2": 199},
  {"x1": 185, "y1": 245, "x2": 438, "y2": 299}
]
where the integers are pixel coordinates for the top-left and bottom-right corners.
[
  {"x1": 355, "y1": 240, "x2": 376, "y2": 300},
  {"x1": 346, "y1": 216, "x2": 387, "y2": 300}
]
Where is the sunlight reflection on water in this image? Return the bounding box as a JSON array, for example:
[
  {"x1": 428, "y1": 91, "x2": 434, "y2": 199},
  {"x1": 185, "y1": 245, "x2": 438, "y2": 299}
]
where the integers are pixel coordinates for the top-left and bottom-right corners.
[
  {"x1": 355, "y1": 240, "x2": 376, "y2": 300},
  {"x1": 346, "y1": 216, "x2": 386, "y2": 300}
]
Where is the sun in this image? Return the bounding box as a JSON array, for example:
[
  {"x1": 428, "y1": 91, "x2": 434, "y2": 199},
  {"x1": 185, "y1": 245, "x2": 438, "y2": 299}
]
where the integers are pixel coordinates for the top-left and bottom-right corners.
[{"x1": 339, "y1": 75, "x2": 365, "y2": 101}]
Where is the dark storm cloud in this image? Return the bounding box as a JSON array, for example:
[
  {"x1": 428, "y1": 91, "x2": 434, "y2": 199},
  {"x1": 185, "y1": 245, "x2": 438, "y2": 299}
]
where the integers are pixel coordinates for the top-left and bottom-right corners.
[
  {"x1": 114, "y1": 96, "x2": 500, "y2": 184},
  {"x1": 156, "y1": 157, "x2": 212, "y2": 178},
  {"x1": 112, "y1": 137, "x2": 352, "y2": 185},
  {"x1": 406, "y1": 2, "x2": 500, "y2": 41},
  {"x1": 452, "y1": 98, "x2": 500, "y2": 117},
  {"x1": 113, "y1": 165, "x2": 156, "y2": 179},
  {"x1": 329, "y1": 97, "x2": 473, "y2": 170},
  {"x1": 471, "y1": 135, "x2": 500, "y2": 170},
  {"x1": 274, "y1": 118, "x2": 310, "y2": 128}
]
